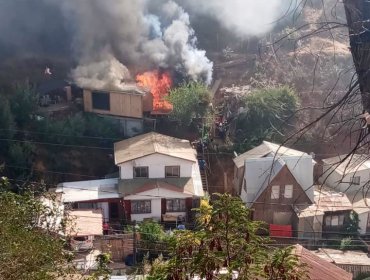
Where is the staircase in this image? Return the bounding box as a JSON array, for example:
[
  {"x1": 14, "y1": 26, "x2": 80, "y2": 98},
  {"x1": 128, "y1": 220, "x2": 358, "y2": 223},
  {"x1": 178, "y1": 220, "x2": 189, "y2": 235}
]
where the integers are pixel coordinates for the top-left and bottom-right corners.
[{"x1": 197, "y1": 147, "x2": 209, "y2": 193}]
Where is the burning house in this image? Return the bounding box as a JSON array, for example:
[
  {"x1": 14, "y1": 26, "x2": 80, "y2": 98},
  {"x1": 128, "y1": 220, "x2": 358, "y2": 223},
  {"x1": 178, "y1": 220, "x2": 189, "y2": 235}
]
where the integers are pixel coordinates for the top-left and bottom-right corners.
[{"x1": 81, "y1": 70, "x2": 174, "y2": 136}]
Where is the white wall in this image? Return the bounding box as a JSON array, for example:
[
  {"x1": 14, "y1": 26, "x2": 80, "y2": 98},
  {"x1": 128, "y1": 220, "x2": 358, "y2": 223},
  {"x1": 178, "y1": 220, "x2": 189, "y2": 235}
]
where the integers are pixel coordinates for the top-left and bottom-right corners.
[
  {"x1": 358, "y1": 212, "x2": 368, "y2": 235},
  {"x1": 119, "y1": 153, "x2": 194, "y2": 179},
  {"x1": 97, "y1": 202, "x2": 109, "y2": 222},
  {"x1": 320, "y1": 165, "x2": 369, "y2": 193},
  {"x1": 130, "y1": 198, "x2": 162, "y2": 222}
]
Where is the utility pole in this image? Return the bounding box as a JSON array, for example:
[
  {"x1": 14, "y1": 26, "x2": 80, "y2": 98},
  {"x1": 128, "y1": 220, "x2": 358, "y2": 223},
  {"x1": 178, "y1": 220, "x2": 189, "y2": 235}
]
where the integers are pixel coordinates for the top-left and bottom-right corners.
[{"x1": 343, "y1": 0, "x2": 370, "y2": 113}]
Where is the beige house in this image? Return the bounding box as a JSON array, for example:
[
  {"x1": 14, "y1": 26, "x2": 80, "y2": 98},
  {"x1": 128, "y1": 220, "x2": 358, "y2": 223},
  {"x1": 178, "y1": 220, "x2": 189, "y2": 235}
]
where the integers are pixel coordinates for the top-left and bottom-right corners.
[{"x1": 82, "y1": 85, "x2": 152, "y2": 137}]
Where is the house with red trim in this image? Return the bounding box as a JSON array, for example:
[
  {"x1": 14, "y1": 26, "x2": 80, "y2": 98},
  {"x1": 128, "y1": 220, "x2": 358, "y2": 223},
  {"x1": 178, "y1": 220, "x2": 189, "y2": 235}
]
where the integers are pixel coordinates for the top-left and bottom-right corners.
[
  {"x1": 56, "y1": 132, "x2": 204, "y2": 227},
  {"x1": 114, "y1": 132, "x2": 204, "y2": 222}
]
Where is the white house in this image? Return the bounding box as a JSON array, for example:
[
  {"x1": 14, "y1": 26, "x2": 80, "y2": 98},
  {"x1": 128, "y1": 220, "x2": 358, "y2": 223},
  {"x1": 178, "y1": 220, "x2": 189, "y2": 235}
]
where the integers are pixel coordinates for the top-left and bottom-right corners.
[
  {"x1": 56, "y1": 178, "x2": 121, "y2": 223},
  {"x1": 233, "y1": 141, "x2": 313, "y2": 195},
  {"x1": 320, "y1": 154, "x2": 370, "y2": 193},
  {"x1": 115, "y1": 132, "x2": 204, "y2": 222},
  {"x1": 233, "y1": 141, "x2": 315, "y2": 237}
]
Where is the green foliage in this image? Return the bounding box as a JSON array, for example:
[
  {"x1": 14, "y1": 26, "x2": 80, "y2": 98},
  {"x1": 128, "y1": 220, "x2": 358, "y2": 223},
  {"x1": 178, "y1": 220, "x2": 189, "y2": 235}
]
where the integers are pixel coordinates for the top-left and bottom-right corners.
[
  {"x1": 9, "y1": 83, "x2": 39, "y2": 127},
  {"x1": 88, "y1": 253, "x2": 112, "y2": 280},
  {"x1": 345, "y1": 210, "x2": 360, "y2": 236},
  {"x1": 0, "y1": 178, "x2": 73, "y2": 280},
  {"x1": 147, "y1": 194, "x2": 307, "y2": 280},
  {"x1": 340, "y1": 237, "x2": 352, "y2": 251},
  {"x1": 0, "y1": 96, "x2": 15, "y2": 137},
  {"x1": 167, "y1": 82, "x2": 211, "y2": 126},
  {"x1": 138, "y1": 220, "x2": 166, "y2": 243},
  {"x1": 235, "y1": 86, "x2": 298, "y2": 151},
  {"x1": 8, "y1": 142, "x2": 35, "y2": 168}
]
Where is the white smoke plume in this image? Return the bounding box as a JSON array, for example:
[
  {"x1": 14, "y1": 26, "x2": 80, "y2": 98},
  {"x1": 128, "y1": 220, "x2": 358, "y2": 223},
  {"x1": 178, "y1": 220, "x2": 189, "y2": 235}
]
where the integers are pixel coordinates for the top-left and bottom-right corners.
[
  {"x1": 58, "y1": 0, "x2": 213, "y2": 90},
  {"x1": 181, "y1": 0, "x2": 289, "y2": 37}
]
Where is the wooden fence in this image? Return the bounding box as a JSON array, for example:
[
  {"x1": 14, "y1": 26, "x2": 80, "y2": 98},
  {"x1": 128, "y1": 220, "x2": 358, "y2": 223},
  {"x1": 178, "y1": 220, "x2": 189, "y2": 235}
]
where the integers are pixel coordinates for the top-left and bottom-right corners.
[{"x1": 98, "y1": 234, "x2": 135, "y2": 262}]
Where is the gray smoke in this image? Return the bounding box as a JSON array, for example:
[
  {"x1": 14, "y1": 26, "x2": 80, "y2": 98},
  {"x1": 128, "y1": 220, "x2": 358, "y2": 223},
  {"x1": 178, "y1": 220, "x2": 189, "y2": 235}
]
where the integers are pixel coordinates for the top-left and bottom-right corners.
[
  {"x1": 0, "y1": 0, "x2": 292, "y2": 89},
  {"x1": 58, "y1": 0, "x2": 213, "y2": 90},
  {"x1": 181, "y1": 0, "x2": 290, "y2": 37}
]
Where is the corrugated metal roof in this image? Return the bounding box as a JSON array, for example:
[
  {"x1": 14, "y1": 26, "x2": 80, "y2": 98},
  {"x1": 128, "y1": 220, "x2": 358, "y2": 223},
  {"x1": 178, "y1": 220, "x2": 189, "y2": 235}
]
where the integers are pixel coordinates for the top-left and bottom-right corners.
[
  {"x1": 118, "y1": 177, "x2": 204, "y2": 197},
  {"x1": 314, "y1": 186, "x2": 352, "y2": 212},
  {"x1": 313, "y1": 248, "x2": 370, "y2": 266},
  {"x1": 252, "y1": 158, "x2": 286, "y2": 201},
  {"x1": 350, "y1": 192, "x2": 370, "y2": 214},
  {"x1": 56, "y1": 178, "x2": 120, "y2": 203},
  {"x1": 114, "y1": 132, "x2": 197, "y2": 164},
  {"x1": 295, "y1": 245, "x2": 352, "y2": 280},
  {"x1": 322, "y1": 154, "x2": 370, "y2": 175},
  {"x1": 67, "y1": 209, "x2": 103, "y2": 236},
  {"x1": 233, "y1": 141, "x2": 308, "y2": 168}
]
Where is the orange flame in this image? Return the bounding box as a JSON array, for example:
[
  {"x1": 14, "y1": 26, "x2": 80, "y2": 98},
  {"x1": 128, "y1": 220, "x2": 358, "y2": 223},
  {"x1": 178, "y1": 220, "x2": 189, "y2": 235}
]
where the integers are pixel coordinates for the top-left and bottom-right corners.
[{"x1": 136, "y1": 71, "x2": 173, "y2": 113}]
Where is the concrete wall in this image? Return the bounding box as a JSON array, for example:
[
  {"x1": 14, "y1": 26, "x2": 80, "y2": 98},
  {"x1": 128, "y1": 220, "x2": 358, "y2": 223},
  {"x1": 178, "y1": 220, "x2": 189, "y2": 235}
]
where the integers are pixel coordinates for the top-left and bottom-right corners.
[
  {"x1": 119, "y1": 153, "x2": 194, "y2": 179},
  {"x1": 320, "y1": 165, "x2": 369, "y2": 193},
  {"x1": 83, "y1": 89, "x2": 143, "y2": 118}
]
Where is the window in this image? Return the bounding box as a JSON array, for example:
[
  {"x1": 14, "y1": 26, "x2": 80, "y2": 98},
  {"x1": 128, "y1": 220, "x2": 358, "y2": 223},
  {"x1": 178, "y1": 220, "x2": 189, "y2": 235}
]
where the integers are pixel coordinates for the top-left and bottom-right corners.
[
  {"x1": 92, "y1": 91, "x2": 110, "y2": 110},
  {"x1": 165, "y1": 166, "x2": 180, "y2": 178},
  {"x1": 77, "y1": 202, "x2": 98, "y2": 209},
  {"x1": 325, "y1": 215, "x2": 345, "y2": 227},
  {"x1": 166, "y1": 199, "x2": 186, "y2": 212},
  {"x1": 271, "y1": 185, "x2": 280, "y2": 199},
  {"x1": 284, "y1": 185, "x2": 293, "y2": 198},
  {"x1": 351, "y1": 176, "x2": 361, "y2": 185},
  {"x1": 131, "y1": 200, "x2": 151, "y2": 214},
  {"x1": 133, "y1": 167, "x2": 149, "y2": 178}
]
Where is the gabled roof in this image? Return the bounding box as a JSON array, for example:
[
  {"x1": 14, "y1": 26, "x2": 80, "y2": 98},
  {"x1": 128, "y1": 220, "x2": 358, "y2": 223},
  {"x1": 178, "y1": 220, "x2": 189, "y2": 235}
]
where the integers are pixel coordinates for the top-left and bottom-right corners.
[
  {"x1": 243, "y1": 155, "x2": 314, "y2": 206},
  {"x1": 252, "y1": 158, "x2": 286, "y2": 201},
  {"x1": 114, "y1": 132, "x2": 197, "y2": 164},
  {"x1": 233, "y1": 141, "x2": 308, "y2": 168},
  {"x1": 118, "y1": 177, "x2": 204, "y2": 197},
  {"x1": 294, "y1": 245, "x2": 352, "y2": 280},
  {"x1": 322, "y1": 154, "x2": 370, "y2": 175}
]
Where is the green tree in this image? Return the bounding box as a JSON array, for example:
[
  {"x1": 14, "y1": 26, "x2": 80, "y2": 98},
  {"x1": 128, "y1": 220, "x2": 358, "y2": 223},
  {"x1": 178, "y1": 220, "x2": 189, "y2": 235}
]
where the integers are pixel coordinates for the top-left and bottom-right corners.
[
  {"x1": 235, "y1": 86, "x2": 298, "y2": 151},
  {"x1": 345, "y1": 210, "x2": 360, "y2": 236},
  {"x1": 9, "y1": 83, "x2": 39, "y2": 127},
  {"x1": 146, "y1": 194, "x2": 307, "y2": 280},
  {"x1": 0, "y1": 178, "x2": 73, "y2": 280},
  {"x1": 0, "y1": 96, "x2": 15, "y2": 152},
  {"x1": 167, "y1": 82, "x2": 211, "y2": 126}
]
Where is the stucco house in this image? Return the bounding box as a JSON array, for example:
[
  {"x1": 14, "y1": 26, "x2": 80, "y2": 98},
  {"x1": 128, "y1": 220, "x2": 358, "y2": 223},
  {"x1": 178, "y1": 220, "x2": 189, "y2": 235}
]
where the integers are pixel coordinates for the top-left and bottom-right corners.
[
  {"x1": 114, "y1": 132, "x2": 204, "y2": 222},
  {"x1": 320, "y1": 154, "x2": 370, "y2": 193},
  {"x1": 56, "y1": 132, "x2": 204, "y2": 227}
]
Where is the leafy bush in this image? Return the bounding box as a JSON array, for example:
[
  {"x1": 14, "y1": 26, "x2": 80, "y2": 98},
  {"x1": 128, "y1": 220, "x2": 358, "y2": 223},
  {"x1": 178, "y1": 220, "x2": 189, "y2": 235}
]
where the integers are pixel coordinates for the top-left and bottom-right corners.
[
  {"x1": 167, "y1": 82, "x2": 210, "y2": 126},
  {"x1": 340, "y1": 237, "x2": 352, "y2": 251},
  {"x1": 235, "y1": 86, "x2": 298, "y2": 151}
]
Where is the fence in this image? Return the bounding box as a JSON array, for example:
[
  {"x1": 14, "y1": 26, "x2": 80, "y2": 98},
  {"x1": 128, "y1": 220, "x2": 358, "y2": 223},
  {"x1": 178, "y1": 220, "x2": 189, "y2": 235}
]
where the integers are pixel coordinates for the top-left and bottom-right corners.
[{"x1": 98, "y1": 233, "x2": 135, "y2": 262}]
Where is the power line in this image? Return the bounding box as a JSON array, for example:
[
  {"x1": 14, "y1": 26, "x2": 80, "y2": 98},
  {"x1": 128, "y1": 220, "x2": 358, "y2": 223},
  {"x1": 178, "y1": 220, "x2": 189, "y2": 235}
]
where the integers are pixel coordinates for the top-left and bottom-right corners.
[
  {"x1": 0, "y1": 138, "x2": 113, "y2": 150},
  {"x1": 0, "y1": 128, "x2": 122, "y2": 141}
]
